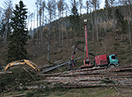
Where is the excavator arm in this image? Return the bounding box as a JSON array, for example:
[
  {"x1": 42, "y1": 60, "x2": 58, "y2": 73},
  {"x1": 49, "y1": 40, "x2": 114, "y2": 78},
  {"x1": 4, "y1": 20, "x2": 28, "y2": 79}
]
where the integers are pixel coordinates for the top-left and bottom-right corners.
[
  {"x1": 23, "y1": 60, "x2": 40, "y2": 71},
  {"x1": 4, "y1": 60, "x2": 24, "y2": 70},
  {"x1": 4, "y1": 59, "x2": 40, "y2": 71}
]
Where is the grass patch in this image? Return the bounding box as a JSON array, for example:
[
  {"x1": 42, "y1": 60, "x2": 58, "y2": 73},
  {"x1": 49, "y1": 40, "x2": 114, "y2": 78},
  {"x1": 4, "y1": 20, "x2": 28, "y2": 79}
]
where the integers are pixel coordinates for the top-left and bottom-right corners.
[
  {"x1": 43, "y1": 87, "x2": 117, "y2": 97},
  {"x1": 1, "y1": 87, "x2": 132, "y2": 97}
]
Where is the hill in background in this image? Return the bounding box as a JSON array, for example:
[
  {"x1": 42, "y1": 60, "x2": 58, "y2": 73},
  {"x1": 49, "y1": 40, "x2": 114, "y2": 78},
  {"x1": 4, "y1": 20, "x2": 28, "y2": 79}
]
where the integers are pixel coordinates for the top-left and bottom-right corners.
[{"x1": 0, "y1": 5, "x2": 132, "y2": 68}]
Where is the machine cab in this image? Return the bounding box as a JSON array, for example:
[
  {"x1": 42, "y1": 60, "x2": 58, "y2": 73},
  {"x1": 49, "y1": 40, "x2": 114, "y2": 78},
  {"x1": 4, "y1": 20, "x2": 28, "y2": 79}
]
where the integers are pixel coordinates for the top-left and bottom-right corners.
[{"x1": 108, "y1": 54, "x2": 119, "y2": 66}]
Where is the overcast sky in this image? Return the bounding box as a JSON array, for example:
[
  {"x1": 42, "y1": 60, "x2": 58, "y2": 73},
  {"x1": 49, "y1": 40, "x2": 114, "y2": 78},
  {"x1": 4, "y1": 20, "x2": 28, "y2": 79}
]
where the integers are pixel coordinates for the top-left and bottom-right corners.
[
  {"x1": 0, "y1": 0, "x2": 36, "y2": 12},
  {"x1": 0, "y1": 0, "x2": 105, "y2": 12},
  {"x1": 0, "y1": 0, "x2": 105, "y2": 29}
]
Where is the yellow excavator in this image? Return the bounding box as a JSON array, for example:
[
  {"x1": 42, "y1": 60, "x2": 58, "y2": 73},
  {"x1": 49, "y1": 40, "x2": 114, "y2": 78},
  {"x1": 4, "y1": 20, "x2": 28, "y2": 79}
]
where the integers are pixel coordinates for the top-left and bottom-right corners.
[{"x1": 4, "y1": 59, "x2": 40, "y2": 71}]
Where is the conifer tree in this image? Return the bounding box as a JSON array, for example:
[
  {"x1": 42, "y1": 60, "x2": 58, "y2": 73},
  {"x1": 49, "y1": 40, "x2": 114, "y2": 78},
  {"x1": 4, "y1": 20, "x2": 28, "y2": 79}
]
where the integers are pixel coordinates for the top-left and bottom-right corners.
[
  {"x1": 7, "y1": 1, "x2": 28, "y2": 62},
  {"x1": 70, "y1": 0, "x2": 80, "y2": 37},
  {"x1": 115, "y1": 8, "x2": 127, "y2": 34}
]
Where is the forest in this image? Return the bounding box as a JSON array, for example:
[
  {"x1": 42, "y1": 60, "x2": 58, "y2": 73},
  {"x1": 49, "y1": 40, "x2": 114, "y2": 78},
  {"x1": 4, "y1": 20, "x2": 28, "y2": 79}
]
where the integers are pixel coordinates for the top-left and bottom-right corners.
[
  {"x1": 0, "y1": 0, "x2": 131, "y2": 67},
  {"x1": 0, "y1": 0, "x2": 132, "y2": 96}
]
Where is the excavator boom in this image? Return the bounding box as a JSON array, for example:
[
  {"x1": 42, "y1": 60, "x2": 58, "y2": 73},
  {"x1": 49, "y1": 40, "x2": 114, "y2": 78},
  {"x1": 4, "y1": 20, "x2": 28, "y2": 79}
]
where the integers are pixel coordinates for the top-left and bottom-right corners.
[{"x1": 4, "y1": 59, "x2": 40, "y2": 71}]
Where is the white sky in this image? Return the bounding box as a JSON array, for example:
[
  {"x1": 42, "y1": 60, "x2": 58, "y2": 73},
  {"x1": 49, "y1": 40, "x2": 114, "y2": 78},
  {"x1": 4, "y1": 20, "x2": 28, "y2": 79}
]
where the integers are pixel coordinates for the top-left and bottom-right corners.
[
  {"x1": 0, "y1": 0, "x2": 105, "y2": 29},
  {"x1": 0, "y1": 0, "x2": 36, "y2": 12},
  {"x1": 0, "y1": 0, "x2": 105, "y2": 12}
]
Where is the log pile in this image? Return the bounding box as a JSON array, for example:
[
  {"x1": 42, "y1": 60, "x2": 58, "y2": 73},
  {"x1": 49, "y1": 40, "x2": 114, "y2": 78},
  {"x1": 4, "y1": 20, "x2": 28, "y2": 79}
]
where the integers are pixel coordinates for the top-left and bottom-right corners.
[
  {"x1": 0, "y1": 71, "x2": 12, "y2": 74},
  {"x1": 39, "y1": 57, "x2": 82, "y2": 74},
  {"x1": 39, "y1": 65, "x2": 132, "y2": 88}
]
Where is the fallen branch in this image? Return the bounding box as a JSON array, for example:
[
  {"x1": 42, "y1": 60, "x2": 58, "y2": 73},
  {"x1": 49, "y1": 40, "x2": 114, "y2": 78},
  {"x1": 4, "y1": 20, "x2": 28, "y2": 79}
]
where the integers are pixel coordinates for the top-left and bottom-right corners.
[{"x1": 23, "y1": 67, "x2": 34, "y2": 79}]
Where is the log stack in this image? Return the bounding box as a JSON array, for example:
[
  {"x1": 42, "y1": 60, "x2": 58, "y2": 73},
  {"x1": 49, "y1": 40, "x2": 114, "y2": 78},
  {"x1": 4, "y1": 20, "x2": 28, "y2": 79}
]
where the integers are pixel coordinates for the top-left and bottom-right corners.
[{"x1": 39, "y1": 65, "x2": 132, "y2": 88}]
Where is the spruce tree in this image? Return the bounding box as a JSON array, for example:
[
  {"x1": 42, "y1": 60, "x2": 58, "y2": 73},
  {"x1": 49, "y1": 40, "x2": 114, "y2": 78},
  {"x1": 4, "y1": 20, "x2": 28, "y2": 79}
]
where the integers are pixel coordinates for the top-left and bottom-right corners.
[
  {"x1": 69, "y1": 5, "x2": 80, "y2": 36},
  {"x1": 115, "y1": 8, "x2": 127, "y2": 34},
  {"x1": 7, "y1": 1, "x2": 28, "y2": 62}
]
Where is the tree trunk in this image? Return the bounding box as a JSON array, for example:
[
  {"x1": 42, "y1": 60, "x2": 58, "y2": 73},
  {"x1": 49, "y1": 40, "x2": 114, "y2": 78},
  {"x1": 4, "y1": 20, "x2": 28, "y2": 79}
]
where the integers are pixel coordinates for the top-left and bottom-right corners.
[
  {"x1": 128, "y1": 5, "x2": 132, "y2": 45},
  {"x1": 47, "y1": 42, "x2": 50, "y2": 60},
  {"x1": 95, "y1": 11, "x2": 99, "y2": 41},
  {"x1": 61, "y1": 23, "x2": 63, "y2": 44},
  {"x1": 4, "y1": 18, "x2": 9, "y2": 47},
  {"x1": 128, "y1": 20, "x2": 131, "y2": 45},
  {"x1": 4, "y1": 24, "x2": 8, "y2": 47},
  {"x1": 47, "y1": 26, "x2": 51, "y2": 61},
  {"x1": 36, "y1": 4, "x2": 39, "y2": 44},
  {"x1": 91, "y1": 10, "x2": 94, "y2": 41},
  {"x1": 59, "y1": 22, "x2": 61, "y2": 44}
]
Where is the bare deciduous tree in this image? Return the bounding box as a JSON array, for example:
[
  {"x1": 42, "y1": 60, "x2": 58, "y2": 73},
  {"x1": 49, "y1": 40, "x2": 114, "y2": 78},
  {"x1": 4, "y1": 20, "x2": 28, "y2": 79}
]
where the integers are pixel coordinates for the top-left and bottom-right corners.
[
  {"x1": 39, "y1": 0, "x2": 42, "y2": 27},
  {"x1": 105, "y1": 0, "x2": 110, "y2": 21},
  {"x1": 65, "y1": 3, "x2": 69, "y2": 17},
  {"x1": 86, "y1": 0, "x2": 89, "y2": 14},
  {"x1": 35, "y1": 0, "x2": 39, "y2": 28},
  {"x1": 42, "y1": 0, "x2": 45, "y2": 25},
  {"x1": 30, "y1": 13, "x2": 33, "y2": 37},
  {"x1": 119, "y1": 0, "x2": 132, "y2": 45},
  {"x1": 47, "y1": 1, "x2": 53, "y2": 22},
  {"x1": 79, "y1": 0, "x2": 83, "y2": 15},
  {"x1": 57, "y1": 0, "x2": 65, "y2": 18},
  {"x1": 46, "y1": 0, "x2": 55, "y2": 60},
  {"x1": 127, "y1": 0, "x2": 132, "y2": 45},
  {"x1": 3, "y1": 0, "x2": 12, "y2": 47},
  {"x1": 91, "y1": 0, "x2": 100, "y2": 41},
  {"x1": 71, "y1": 0, "x2": 78, "y2": 7},
  {"x1": 35, "y1": 0, "x2": 39, "y2": 44},
  {"x1": 110, "y1": 0, "x2": 115, "y2": 7},
  {"x1": 52, "y1": 0, "x2": 57, "y2": 20}
]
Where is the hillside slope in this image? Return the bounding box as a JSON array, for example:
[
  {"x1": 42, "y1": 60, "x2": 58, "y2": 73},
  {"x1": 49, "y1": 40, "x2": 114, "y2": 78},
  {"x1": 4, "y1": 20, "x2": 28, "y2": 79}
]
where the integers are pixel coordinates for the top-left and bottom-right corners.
[{"x1": 0, "y1": 5, "x2": 131, "y2": 69}]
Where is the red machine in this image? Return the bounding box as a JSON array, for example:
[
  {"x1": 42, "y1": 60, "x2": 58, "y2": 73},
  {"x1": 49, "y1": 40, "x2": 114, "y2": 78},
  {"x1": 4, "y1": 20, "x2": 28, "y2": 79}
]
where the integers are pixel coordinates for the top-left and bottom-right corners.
[
  {"x1": 69, "y1": 19, "x2": 119, "y2": 69},
  {"x1": 94, "y1": 53, "x2": 119, "y2": 67},
  {"x1": 81, "y1": 19, "x2": 93, "y2": 68},
  {"x1": 95, "y1": 54, "x2": 108, "y2": 66},
  {"x1": 69, "y1": 42, "x2": 84, "y2": 69}
]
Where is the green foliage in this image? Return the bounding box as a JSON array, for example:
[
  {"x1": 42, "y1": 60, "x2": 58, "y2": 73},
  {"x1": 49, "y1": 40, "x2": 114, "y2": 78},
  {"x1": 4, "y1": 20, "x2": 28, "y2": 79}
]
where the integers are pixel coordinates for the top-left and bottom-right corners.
[
  {"x1": 69, "y1": 5, "x2": 80, "y2": 35},
  {"x1": 0, "y1": 67, "x2": 39, "y2": 92},
  {"x1": 7, "y1": 1, "x2": 28, "y2": 62},
  {"x1": 115, "y1": 8, "x2": 128, "y2": 34},
  {"x1": 26, "y1": 92, "x2": 34, "y2": 97},
  {"x1": 24, "y1": 82, "x2": 67, "y2": 97},
  {"x1": 105, "y1": 0, "x2": 110, "y2": 8},
  {"x1": 108, "y1": 8, "x2": 112, "y2": 19},
  {"x1": 0, "y1": 21, "x2": 6, "y2": 41},
  {"x1": 71, "y1": 5, "x2": 79, "y2": 16}
]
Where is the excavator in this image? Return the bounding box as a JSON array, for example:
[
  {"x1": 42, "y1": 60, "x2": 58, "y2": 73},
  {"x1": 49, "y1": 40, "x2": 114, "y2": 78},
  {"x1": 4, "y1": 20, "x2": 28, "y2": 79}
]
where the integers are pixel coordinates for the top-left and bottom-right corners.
[{"x1": 4, "y1": 59, "x2": 40, "y2": 71}]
